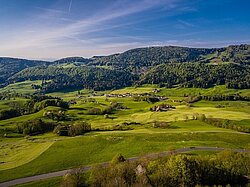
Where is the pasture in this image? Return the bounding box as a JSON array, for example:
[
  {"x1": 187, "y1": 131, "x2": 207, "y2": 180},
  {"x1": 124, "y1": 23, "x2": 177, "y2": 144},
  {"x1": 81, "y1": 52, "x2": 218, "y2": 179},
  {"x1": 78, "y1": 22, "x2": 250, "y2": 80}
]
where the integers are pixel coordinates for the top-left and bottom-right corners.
[
  {"x1": 0, "y1": 131, "x2": 249, "y2": 182},
  {"x1": 0, "y1": 83, "x2": 249, "y2": 184}
]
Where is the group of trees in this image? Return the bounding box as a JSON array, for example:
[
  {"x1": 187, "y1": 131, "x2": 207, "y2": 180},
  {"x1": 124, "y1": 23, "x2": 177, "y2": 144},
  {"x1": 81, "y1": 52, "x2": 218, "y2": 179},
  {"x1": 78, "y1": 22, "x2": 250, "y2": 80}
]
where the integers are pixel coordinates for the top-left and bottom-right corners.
[
  {"x1": 16, "y1": 119, "x2": 55, "y2": 135},
  {"x1": 0, "y1": 95, "x2": 69, "y2": 120},
  {"x1": 15, "y1": 119, "x2": 91, "y2": 136},
  {"x1": 204, "y1": 118, "x2": 250, "y2": 133},
  {"x1": 0, "y1": 92, "x2": 24, "y2": 100},
  {"x1": 53, "y1": 121, "x2": 91, "y2": 136},
  {"x1": 139, "y1": 63, "x2": 250, "y2": 89},
  {"x1": 133, "y1": 95, "x2": 160, "y2": 103},
  {"x1": 33, "y1": 98, "x2": 69, "y2": 112},
  {"x1": 0, "y1": 108, "x2": 20, "y2": 120},
  {"x1": 190, "y1": 113, "x2": 250, "y2": 133},
  {"x1": 61, "y1": 151, "x2": 250, "y2": 187},
  {"x1": 184, "y1": 94, "x2": 250, "y2": 103},
  {"x1": 43, "y1": 110, "x2": 67, "y2": 121}
]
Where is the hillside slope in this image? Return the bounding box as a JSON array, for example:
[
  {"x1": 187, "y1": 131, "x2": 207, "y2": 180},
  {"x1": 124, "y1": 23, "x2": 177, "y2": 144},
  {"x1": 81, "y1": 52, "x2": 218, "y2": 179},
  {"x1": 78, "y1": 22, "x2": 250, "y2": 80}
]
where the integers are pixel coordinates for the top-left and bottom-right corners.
[{"x1": 0, "y1": 58, "x2": 51, "y2": 86}]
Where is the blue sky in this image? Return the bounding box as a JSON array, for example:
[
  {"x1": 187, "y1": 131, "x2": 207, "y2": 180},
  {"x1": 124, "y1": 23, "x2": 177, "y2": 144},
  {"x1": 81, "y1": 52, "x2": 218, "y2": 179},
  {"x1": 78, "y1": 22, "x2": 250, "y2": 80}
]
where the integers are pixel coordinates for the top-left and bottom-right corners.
[{"x1": 0, "y1": 0, "x2": 249, "y2": 59}]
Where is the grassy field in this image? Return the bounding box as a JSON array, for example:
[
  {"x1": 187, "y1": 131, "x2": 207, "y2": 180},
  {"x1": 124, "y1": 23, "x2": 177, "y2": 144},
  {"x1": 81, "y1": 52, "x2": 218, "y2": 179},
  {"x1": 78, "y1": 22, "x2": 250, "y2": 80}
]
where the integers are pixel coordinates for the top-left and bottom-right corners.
[
  {"x1": 0, "y1": 131, "x2": 249, "y2": 182},
  {"x1": 63, "y1": 95, "x2": 250, "y2": 128},
  {"x1": 0, "y1": 84, "x2": 249, "y2": 183},
  {"x1": 0, "y1": 80, "x2": 42, "y2": 94},
  {"x1": 0, "y1": 137, "x2": 54, "y2": 170},
  {"x1": 0, "y1": 106, "x2": 61, "y2": 129},
  {"x1": 14, "y1": 177, "x2": 62, "y2": 187},
  {"x1": 0, "y1": 98, "x2": 28, "y2": 112},
  {"x1": 111, "y1": 85, "x2": 250, "y2": 97}
]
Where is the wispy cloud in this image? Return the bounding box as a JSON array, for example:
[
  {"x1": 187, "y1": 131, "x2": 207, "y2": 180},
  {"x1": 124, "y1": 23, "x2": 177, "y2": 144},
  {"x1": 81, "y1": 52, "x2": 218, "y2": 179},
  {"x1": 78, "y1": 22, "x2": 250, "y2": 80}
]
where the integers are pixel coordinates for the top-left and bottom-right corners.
[
  {"x1": 68, "y1": 0, "x2": 73, "y2": 13},
  {"x1": 2, "y1": 0, "x2": 247, "y2": 59},
  {"x1": 0, "y1": 0, "x2": 182, "y2": 57},
  {"x1": 177, "y1": 19, "x2": 195, "y2": 28}
]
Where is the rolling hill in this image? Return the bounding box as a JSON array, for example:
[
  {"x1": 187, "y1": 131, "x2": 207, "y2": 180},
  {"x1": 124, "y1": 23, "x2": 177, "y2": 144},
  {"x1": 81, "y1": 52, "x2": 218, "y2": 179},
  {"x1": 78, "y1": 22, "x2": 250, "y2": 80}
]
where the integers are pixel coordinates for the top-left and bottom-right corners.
[{"x1": 1, "y1": 44, "x2": 249, "y2": 92}]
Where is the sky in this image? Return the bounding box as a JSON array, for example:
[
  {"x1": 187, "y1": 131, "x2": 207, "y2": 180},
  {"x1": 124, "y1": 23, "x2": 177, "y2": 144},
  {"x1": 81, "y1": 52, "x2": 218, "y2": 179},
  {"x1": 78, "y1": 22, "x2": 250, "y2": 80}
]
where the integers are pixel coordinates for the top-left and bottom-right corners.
[{"x1": 0, "y1": 0, "x2": 250, "y2": 60}]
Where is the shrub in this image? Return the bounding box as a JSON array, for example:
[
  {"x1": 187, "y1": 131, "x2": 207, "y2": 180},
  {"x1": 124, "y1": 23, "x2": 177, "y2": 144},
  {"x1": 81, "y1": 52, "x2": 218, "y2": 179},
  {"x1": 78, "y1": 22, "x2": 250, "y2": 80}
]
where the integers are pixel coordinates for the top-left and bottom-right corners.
[{"x1": 87, "y1": 108, "x2": 102, "y2": 115}]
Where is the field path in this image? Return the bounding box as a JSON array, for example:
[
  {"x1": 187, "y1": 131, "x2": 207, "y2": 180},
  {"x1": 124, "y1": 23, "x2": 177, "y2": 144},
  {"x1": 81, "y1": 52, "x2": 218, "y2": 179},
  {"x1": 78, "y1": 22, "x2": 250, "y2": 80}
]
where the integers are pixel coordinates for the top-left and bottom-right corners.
[{"x1": 0, "y1": 146, "x2": 249, "y2": 187}]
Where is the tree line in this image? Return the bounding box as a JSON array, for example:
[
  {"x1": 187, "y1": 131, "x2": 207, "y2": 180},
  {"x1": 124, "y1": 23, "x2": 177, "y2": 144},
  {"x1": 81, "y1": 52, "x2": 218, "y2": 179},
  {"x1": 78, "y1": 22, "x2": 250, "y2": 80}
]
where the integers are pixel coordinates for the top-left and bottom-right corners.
[
  {"x1": 191, "y1": 113, "x2": 250, "y2": 133},
  {"x1": 184, "y1": 94, "x2": 250, "y2": 103},
  {"x1": 61, "y1": 151, "x2": 250, "y2": 187}
]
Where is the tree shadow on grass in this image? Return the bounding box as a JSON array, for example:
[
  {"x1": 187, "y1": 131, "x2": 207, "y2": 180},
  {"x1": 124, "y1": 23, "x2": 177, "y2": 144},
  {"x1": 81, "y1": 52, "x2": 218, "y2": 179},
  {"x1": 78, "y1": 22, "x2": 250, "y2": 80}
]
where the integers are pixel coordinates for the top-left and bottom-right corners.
[{"x1": 168, "y1": 125, "x2": 180, "y2": 129}]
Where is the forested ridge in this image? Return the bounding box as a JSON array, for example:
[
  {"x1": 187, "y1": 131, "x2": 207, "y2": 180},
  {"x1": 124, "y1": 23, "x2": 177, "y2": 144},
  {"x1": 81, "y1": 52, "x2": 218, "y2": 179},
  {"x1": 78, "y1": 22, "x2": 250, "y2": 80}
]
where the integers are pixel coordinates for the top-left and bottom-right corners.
[
  {"x1": 89, "y1": 44, "x2": 250, "y2": 71},
  {"x1": 9, "y1": 66, "x2": 137, "y2": 92},
  {"x1": 1, "y1": 44, "x2": 250, "y2": 91},
  {"x1": 0, "y1": 57, "x2": 51, "y2": 87},
  {"x1": 89, "y1": 46, "x2": 216, "y2": 71},
  {"x1": 139, "y1": 63, "x2": 250, "y2": 89}
]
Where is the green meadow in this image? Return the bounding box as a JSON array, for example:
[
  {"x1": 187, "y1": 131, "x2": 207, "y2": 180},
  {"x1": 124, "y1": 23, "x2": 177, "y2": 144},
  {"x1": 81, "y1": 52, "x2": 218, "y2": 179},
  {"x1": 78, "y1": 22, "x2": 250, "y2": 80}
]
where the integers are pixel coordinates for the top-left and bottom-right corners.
[
  {"x1": 0, "y1": 83, "x2": 249, "y2": 184},
  {"x1": 0, "y1": 80, "x2": 42, "y2": 94},
  {"x1": 0, "y1": 131, "x2": 249, "y2": 182}
]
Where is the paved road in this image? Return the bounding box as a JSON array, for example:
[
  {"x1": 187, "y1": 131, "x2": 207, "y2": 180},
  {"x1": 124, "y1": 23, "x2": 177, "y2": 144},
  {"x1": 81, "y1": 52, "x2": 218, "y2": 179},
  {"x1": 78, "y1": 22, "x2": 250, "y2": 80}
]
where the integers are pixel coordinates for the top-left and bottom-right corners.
[
  {"x1": 0, "y1": 147, "x2": 249, "y2": 187},
  {"x1": 95, "y1": 130, "x2": 250, "y2": 135}
]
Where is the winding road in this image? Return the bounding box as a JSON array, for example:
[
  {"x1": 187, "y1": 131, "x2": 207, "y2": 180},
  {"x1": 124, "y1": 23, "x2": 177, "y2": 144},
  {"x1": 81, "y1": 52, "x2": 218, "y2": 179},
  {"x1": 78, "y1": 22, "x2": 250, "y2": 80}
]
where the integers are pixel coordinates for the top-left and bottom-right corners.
[{"x1": 0, "y1": 146, "x2": 249, "y2": 187}]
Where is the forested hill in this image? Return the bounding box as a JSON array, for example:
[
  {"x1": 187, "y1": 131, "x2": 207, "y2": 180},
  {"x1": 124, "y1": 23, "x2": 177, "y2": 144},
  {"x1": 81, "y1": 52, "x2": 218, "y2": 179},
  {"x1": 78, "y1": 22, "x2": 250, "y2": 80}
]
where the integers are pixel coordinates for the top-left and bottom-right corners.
[
  {"x1": 9, "y1": 66, "x2": 137, "y2": 92},
  {"x1": 89, "y1": 44, "x2": 250, "y2": 72},
  {"x1": 1, "y1": 44, "x2": 250, "y2": 91},
  {"x1": 0, "y1": 57, "x2": 51, "y2": 86},
  {"x1": 138, "y1": 63, "x2": 250, "y2": 89},
  {"x1": 90, "y1": 46, "x2": 216, "y2": 71}
]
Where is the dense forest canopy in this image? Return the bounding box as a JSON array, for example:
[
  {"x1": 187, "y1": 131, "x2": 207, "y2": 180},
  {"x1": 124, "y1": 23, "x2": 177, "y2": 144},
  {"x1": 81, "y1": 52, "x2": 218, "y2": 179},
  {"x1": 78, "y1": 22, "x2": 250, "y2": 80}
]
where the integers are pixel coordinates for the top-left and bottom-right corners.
[
  {"x1": 9, "y1": 66, "x2": 137, "y2": 92},
  {"x1": 89, "y1": 44, "x2": 250, "y2": 72},
  {"x1": 90, "y1": 46, "x2": 217, "y2": 70},
  {"x1": 139, "y1": 63, "x2": 250, "y2": 89}
]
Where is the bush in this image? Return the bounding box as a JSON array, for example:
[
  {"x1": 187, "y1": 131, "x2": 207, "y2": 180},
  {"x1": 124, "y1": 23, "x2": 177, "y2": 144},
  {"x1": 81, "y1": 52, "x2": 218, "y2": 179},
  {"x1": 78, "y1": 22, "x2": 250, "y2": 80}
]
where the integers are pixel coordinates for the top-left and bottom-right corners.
[
  {"x1": 111, "y1": 153, "x2": 126, "y2": 165},
  {"x1": 87, "y1": 108, "x2": 102, "y2": 115},
  {"x1": 153, "y1": 121, "x2": 171, "y2": 128}
]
